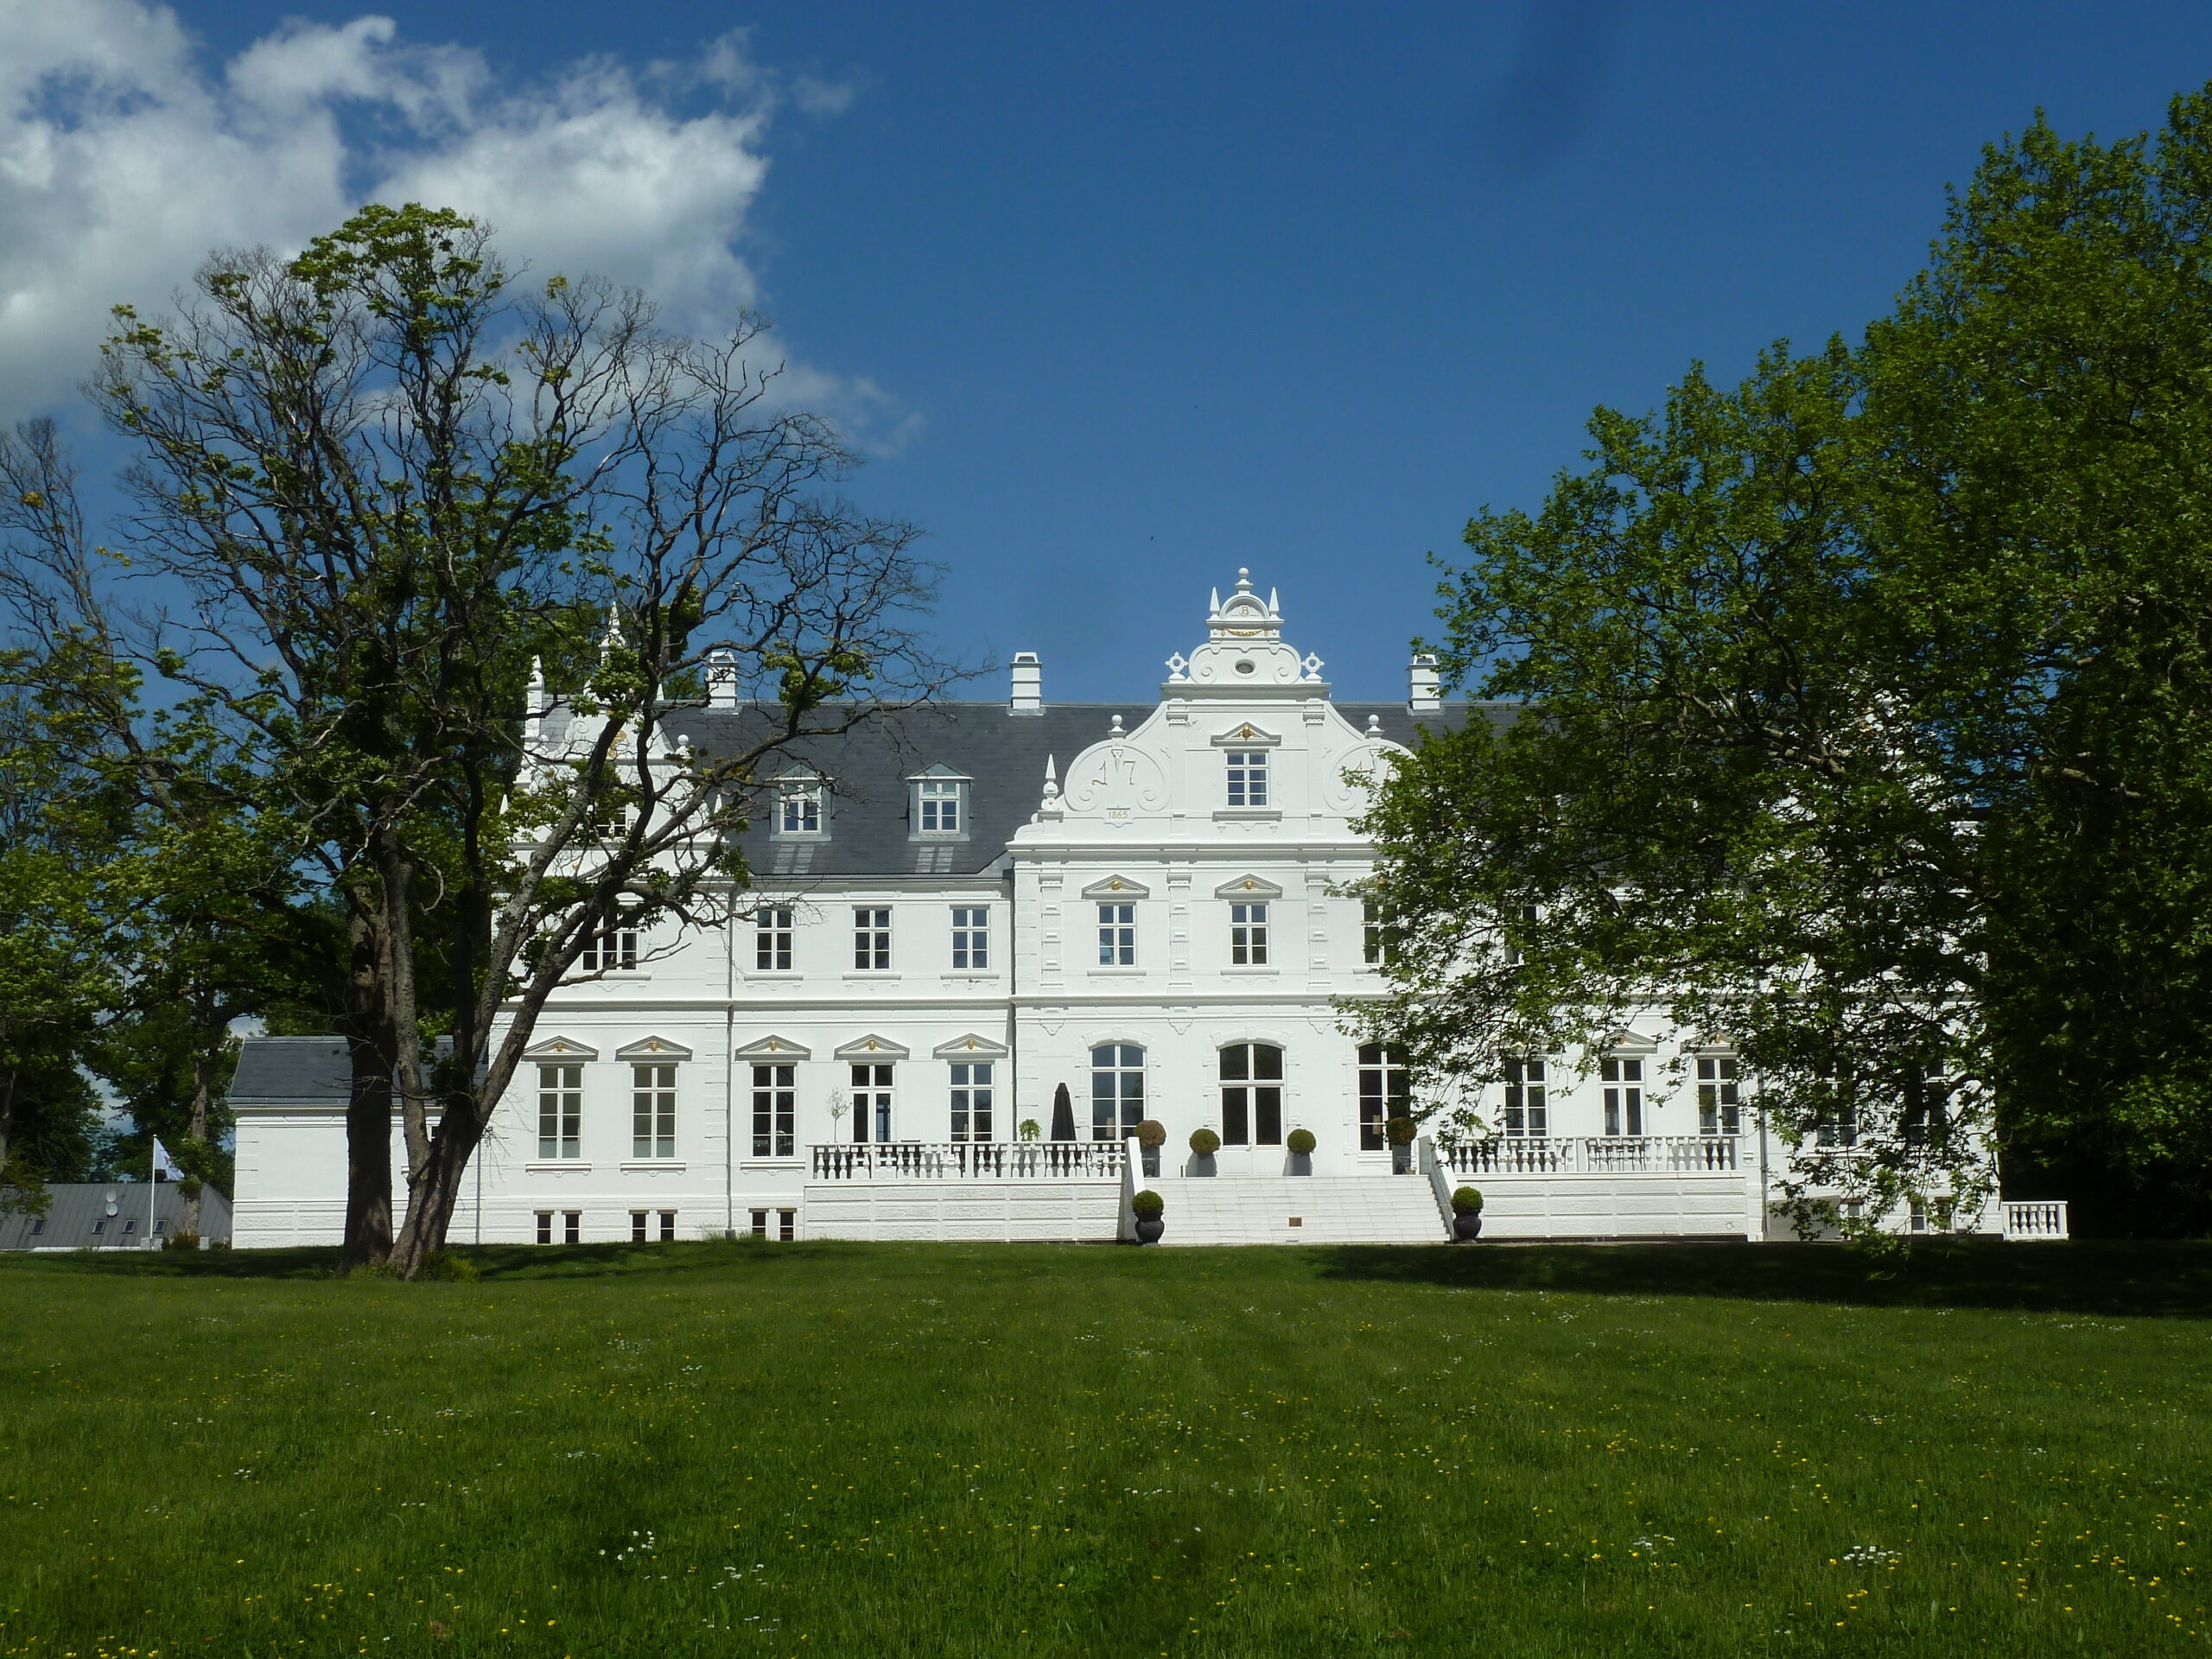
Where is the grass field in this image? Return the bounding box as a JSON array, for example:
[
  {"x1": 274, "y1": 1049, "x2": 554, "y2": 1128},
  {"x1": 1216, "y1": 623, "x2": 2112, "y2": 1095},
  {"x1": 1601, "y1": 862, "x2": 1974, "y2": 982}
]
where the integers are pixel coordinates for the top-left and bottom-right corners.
[{"x1": 3, "y1": 1239, "x2": 2210, "y2": 1658}]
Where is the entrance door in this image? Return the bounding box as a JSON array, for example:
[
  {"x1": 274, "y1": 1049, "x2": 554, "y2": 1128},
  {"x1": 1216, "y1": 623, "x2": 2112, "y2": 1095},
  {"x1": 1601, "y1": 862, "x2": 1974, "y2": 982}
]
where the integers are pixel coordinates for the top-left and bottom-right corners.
[{"x1": 1220, "y1": 1044, "x2": 1283, "y2": 1147}]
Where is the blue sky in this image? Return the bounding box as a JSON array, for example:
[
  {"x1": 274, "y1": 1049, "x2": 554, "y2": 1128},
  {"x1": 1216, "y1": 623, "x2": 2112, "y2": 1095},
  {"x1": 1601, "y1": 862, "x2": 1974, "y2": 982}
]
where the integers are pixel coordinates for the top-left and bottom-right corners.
[{"x1": 10, "y1": 3, "x2": 2212, "y2": 699}]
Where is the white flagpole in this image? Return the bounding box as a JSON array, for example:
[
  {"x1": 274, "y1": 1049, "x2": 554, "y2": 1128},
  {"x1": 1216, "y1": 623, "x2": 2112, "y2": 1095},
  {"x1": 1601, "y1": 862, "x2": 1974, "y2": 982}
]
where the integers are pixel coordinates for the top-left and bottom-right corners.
[{"x1": 149, "y1": 1141, "x2": 157, "y2": 1249}]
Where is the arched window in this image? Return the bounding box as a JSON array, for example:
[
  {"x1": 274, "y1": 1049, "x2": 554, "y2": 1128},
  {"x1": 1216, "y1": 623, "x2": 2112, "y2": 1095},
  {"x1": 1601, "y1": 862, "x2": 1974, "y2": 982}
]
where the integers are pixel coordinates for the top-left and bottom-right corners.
[
  {"x1": 1090, "y1": 1046, "x2": 1145, "y2": 1141},
  {"x1": 1357, "y1": 1043, "x2": 1407, "y2": 1151},
  {"x1": 1220, "y1": 1044, "x2": 1283, "y2": 1147}
]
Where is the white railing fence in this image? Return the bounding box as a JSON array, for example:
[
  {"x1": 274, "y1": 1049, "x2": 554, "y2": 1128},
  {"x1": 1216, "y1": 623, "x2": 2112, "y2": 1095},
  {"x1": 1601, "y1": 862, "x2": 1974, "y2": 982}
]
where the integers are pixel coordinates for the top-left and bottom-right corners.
[
  {"x1": 2001, "y1": 1199, "x2": 2070, "y2": 1241},
  {"x1": 1437, "y1": 1135, "x2": 1741, "y2": 1176},
  {"x1": 809, "y1": 1141, "x2": 1128, "y2": 1181}
]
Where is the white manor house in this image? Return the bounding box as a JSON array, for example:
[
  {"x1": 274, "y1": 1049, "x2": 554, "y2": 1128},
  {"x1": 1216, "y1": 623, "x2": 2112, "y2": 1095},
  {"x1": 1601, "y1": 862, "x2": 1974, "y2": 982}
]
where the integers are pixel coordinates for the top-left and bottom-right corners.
[{"x1": 232, "y1": 575, "x2": 2050, "y2": 1249}]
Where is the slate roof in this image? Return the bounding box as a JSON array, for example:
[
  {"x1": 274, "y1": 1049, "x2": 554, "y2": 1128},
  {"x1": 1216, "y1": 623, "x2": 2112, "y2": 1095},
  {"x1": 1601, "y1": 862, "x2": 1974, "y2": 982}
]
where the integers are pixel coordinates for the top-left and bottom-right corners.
[
  {"x1": 666, "y1": 700, "x2": 1507, "y2": 881},
  {"x1": 0, "y1": 1182, "x2": 233, "y2": 1249},
  {"x1": 228, "y1": 1036, "x2": 352, "y2": 1104}
]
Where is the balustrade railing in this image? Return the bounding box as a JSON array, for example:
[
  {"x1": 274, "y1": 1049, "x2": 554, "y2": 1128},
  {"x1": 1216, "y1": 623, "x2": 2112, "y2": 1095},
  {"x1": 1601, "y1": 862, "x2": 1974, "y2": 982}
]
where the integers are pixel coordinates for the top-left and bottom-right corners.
[
  {"x1": 1438, "y1": 1135, "x2": 1741, "y2": 1176},
  {"x1": 2001, "y1": 1199, "x2": 2069, "y2": 1241},
  {"x1": 808, "y1": 1141, "x2": 1127, "y2": 1181}
]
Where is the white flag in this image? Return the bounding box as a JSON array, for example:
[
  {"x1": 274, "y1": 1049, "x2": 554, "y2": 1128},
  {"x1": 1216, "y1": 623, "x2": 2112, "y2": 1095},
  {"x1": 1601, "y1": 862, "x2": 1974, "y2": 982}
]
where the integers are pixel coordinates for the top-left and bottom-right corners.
[{"x1": 152, "y1": 1137, "x2": 184, "y2": 1182}]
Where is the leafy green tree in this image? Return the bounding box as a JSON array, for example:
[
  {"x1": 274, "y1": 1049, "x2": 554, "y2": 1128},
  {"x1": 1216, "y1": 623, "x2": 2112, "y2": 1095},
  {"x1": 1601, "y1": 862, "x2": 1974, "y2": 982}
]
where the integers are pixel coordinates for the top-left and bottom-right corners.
[
  {"x1": 1352, "y1": 347, "x2": 1993, "y2": 1238},
  {"x1": 1360, "y1": 86, "x2": 2212, "y2": 1237},
  {"x1": 1856, "y1": 93, "x2": 2212, "y2": 1232}
]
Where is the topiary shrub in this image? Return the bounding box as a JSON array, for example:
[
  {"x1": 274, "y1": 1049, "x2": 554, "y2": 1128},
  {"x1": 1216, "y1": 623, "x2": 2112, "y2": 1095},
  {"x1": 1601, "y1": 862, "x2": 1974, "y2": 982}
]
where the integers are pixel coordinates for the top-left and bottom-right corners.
[
  {"x1": 1285, "y1": 1128, "x2": 1316, "y2": 1155},
  {"x1": 1131, "y1": 1189, "x2": 1165, "y2": 1218},
  {"x1": 1452, "y1": 1186, "x2": 1484, "y2": 1215},
  {"x1": 1189, "y1": 1127, "x2": 1221, "y2": 1156},
  {"x1": 1386, "y1": 1116, "x2": 1417, "y2": 1147},
  {"x1": 1136, "y1": 1119, "x2": 1167, "y2": 1148}
]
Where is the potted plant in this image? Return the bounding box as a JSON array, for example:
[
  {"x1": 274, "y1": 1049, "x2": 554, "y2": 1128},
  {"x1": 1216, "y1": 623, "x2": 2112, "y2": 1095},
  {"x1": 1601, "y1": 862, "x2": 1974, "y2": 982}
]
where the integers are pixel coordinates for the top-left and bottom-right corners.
[
  {"x1": 1131, "y1": 1188, "x2": 1165, "y2": 1244},
  {"x1": 1136, "y1": 1118, "x2": 1166, "y2": 1179},
  {"x1": 1386, "y1": 1115, "x2": 1417, "y2": 1173},
  {"x1": 1285, "y1": 1127, "x2": 1316, "y2": 1174},
  {"x1": 1188, "y1": 1126, "x2": 1220, "y2": 1175},
  {"x1": 1451, "y1": 1186, "x2": 1484, "y2": 1240}
]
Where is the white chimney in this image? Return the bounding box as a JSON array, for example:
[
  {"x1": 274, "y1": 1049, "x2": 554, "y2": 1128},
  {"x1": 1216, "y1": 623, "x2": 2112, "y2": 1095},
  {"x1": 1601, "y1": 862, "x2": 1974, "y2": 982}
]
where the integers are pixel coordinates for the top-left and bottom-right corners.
[
  {"x1": 707, "y1": 648, "x2": 739, "y2": 709},
  {"x1": 1010, "y1": 651, "x2": 1043, "y2": 715},
  {"x1": 1408, "y1": 652, "x2": 1441, "y2": 714}
]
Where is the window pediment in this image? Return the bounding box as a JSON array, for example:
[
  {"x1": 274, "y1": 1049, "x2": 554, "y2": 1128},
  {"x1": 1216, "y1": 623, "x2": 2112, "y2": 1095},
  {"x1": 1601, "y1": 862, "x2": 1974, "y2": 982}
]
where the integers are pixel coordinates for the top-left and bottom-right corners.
[
  {"x1": 1081, "y1": 874, "x2": 1151, "y2": 900},
  {"x1": 834, "y1": 1033, "x2": 912, "y2": 1061},
  {"x1": 1209, "y1": 722, "x2": 1282, "y2": 747},
  {"x1": 1605, "y1": 1028, "x2": 1660, "y2": 1054},
  {"x1": 734, "y1": 1034, "x2": 811, "y2": 1061},
  {"x1": 615, "y1": 1035, "x2": 694, "y2": 1062},
  {"x1": 932, "y1": 1033, "x2": 1011, "y2": 1060},
  {"x1": 1214, "y1": 874, "x2": 1285, "y2": 900},
  {"x1": 523, "y1": 1035, "x2": 599, "y2": 1062}
]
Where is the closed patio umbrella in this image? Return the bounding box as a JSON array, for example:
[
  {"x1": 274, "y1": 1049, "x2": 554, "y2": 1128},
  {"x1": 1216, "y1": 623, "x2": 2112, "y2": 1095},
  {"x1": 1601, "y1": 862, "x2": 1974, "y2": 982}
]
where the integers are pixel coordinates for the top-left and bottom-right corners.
[{"x1": 1050, "y1": 1082, "x2": 1077, "y2": 1141}]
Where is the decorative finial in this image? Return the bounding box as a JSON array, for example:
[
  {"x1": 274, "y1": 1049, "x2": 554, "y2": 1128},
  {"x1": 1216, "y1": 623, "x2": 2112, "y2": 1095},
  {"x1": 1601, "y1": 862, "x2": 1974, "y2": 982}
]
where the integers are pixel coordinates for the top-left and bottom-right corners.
[
  {"x1": 1366, "y1": 712, "x2": 1382, "y2": 735},
  {"x1": 1166, "y1": 651, "x2": 1188, "y2": 683},
  {"x1": 1109, "y1": 713, "x2": 1123, "y2": 735},
  {"x1": 1043, "y1": 754, "x2": 1058, "y2": 798},
  {"x1": 600, "y1": 601, "x2": 625, "y2": 657},
  {"x1": 1236, "y1": 568, "x2": 1252, "y2": 592},
  {"x1": 526, "y1": 656, "x2": 547, "y2": 717}
]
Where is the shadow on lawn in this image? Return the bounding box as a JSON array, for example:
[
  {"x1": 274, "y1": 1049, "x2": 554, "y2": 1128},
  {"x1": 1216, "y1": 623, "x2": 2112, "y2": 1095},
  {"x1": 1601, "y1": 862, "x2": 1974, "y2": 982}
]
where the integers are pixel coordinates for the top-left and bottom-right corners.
[
  {"x1": 0, "y1": 1236, "x2": 844, "y2": 1283},
  {"x1": 1312, "y1": 1237, "x2": 2212, "y2": 1319}
]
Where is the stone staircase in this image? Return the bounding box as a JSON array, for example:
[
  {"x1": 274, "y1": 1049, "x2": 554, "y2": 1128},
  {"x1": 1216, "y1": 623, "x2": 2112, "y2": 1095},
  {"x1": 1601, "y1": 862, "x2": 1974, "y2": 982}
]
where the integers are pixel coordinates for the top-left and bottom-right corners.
[{"x1": 1154, "y1": 1174, "x2": 1446, "y2": 1246}]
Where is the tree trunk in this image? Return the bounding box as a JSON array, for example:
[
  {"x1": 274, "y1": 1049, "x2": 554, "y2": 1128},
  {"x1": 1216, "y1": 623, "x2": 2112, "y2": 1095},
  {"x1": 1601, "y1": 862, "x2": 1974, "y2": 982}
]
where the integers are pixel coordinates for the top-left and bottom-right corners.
[
  {"x1": 181, "y1": 1050, "x2": 211, "y2": 1239},
  {"x1": 385, "y1": 1092, "x2": 486, "y2": 1276},
  {"x1": 339, "y1": 908, "x2": 393, "y2": 1271}
]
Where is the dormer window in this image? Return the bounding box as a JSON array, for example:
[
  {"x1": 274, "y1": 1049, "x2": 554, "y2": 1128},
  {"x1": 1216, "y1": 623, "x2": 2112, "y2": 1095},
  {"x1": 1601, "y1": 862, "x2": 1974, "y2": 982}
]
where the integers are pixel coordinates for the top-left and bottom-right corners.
[
  {"x1": 773, "y1": 777, "x2": 824, "y2": 838},
  {"x1": 909, "y1": 766, "x2": 971, "y2": 839},
  {"x1": 1226, "y1": 750, "x2": 1268, "y2": 807}
]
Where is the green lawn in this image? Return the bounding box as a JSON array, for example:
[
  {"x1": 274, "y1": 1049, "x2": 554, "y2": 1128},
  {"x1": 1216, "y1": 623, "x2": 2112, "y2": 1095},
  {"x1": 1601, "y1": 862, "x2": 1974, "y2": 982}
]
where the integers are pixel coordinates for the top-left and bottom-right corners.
[{"x1": 3, "y1": 1239, "x2": 2209, "y2": 1658}]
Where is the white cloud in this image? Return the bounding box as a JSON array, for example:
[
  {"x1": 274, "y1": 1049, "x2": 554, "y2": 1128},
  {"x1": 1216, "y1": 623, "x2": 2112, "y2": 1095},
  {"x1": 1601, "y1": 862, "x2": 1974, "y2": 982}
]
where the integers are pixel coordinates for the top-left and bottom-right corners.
[{"x1": 0, "y1": 2, "x2": 861, "y2": 424}]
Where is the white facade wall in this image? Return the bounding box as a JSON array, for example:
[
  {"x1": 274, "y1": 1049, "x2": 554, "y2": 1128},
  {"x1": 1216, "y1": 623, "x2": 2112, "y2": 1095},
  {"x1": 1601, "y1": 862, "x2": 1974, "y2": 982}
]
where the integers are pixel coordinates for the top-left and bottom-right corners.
[{"x1": 232, "y1": 575, "x2": 1887, "y2": 1247}]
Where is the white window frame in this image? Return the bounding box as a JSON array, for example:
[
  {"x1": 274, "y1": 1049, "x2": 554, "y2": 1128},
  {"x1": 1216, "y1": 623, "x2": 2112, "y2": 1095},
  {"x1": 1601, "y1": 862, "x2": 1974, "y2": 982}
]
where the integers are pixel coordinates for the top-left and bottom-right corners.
[
  {"x1": 1230, "y1": 901, "x2": 1270, "y2": 966},
  {"x1": 1097, "y1": 902, "x2": 1135, "y2": 966},
  {"x1": 1090, "y1": 1045, "x2": 1145, "y2": 1142},
  {"x1": 849, "y1": 1062, "x2": 894, "y2": 1142},
  {"x1": 1601, "y1": 1055, "x2": 1644, "y2": 1137},
  {"x1": 1696, "y1": 1055, "x2": 1741, "y2": 1136},
  {"x1": 950, "y1": 906, "x2": 990, "y2": 970},
  {"x1": 632, "y1": 1063, "x2": 677, "y2": 1160},
  {"x1": 1503, "y1": 1057, "x2": 1548, "y2": 1137},
  {"x1": 751, "y1": 1062, "x2": 796, "y2": 1158},
  {"x1": 853, "y1": 906, "x2": 892, "y2": 971},
  {"x1": 950, "y1": 1061, "x2": 995, "y2": 1142},
  {"x1": 1225, "y1": 749, "x2": 1269, "y2": 808},
  {"x1": 775, "y1": 780, "x2": 823, "y2": 838},
  {"x1": 537, "y1": 1063, "x2": 582, "y2": 1160},
  {"x1": 579, "y1": 912, "x2": 639, "y2": 974},
  {"x1": 755, "y1": 906, "x2": 794, "y2": 972}
]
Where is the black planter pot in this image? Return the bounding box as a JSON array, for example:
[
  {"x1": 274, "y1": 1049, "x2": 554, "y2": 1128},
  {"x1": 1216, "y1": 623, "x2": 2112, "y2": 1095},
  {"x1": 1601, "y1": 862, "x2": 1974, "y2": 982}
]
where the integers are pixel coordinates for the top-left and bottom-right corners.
[
  {"x1": 1141, "y1": 1147, "x2": 1161, "y2": 1179},
  {"x1": 1391, "y1": 1145, "x2": 1413, "y2": 1174},
  {"x1": 1452, "y1": 1212, "x2": 1484, "y2": 1241},
  {"x1": 1134, "y1": 1216, "x2": 1165, "y2": 1244}
]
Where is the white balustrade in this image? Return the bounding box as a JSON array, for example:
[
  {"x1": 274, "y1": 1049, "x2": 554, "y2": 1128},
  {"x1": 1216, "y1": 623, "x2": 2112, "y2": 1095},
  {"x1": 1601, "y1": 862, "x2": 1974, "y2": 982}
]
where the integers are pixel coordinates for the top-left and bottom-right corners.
[
  {"x1": 2001, "y1": 1199, "x2": 2069, "y2": 1240},
  {"x1": 808, "y1": 1141, "x2": 1128, "y2": 1181},
  {"x1": 1438, "y1": 1135, "x2": 1741, "y2": 1176}
]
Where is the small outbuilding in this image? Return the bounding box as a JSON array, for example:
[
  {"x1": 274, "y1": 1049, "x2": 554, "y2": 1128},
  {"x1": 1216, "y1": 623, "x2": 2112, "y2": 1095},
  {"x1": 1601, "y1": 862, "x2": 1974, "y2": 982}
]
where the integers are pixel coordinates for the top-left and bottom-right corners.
[{"x1": 0, "y1": 1182, "x2": 233, "y2": 1250}]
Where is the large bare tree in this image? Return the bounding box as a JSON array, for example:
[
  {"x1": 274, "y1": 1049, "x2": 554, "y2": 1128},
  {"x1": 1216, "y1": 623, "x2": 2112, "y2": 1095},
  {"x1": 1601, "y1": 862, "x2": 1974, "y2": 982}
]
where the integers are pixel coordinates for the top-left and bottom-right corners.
[{"x1": 35, "y1": 203, "x2": 945, "y2": 1274}]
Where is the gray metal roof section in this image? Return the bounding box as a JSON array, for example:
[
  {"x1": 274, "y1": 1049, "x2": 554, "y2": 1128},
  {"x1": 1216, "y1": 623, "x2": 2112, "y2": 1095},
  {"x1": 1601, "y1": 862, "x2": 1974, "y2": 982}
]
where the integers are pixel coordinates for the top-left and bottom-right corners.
[
  {"x1": 229, "y1": 1036, "x2": 351, "y2": 1104},
  {"x1": 0, "y1": 1182, "x2": 233, "y2": 1250},
  {"x1": 668, "y1": 699, "x2": 1507, "y2": 881}
]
